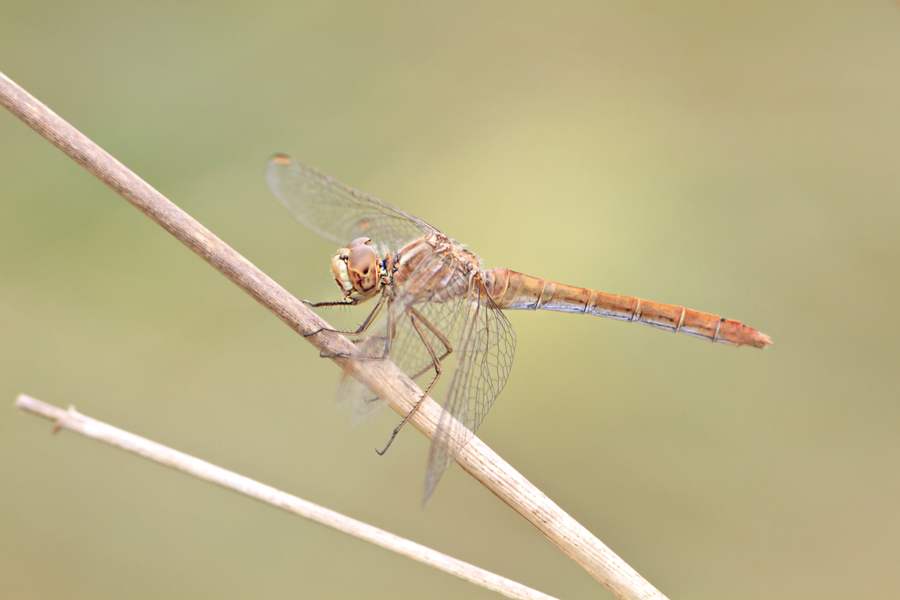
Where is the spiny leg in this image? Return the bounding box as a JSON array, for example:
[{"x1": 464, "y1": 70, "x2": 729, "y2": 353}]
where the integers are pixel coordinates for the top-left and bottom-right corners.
[
  {"x1": 331, "y1": 299, "x2": 398, "y2": 379},
  {"x1": 376, "y1": 306, "x2": 453, "y2": 456},
  {"x1": 313, "y1": 295, "x2": 390, "y2": 360},
  {"x1": 303, "y1": 294, "x2": 386, "y2": 339}
]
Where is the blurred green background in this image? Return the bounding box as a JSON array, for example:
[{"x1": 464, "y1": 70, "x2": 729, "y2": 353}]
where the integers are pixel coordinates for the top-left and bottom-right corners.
[{"x1": 2, "y1": 2, "x2": 899, "y2": 599}]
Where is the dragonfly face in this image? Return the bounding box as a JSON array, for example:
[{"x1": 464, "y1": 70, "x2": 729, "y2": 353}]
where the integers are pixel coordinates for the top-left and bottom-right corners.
[{"x1": 331, "y1": 237, "x2": 384, "y2": 302}]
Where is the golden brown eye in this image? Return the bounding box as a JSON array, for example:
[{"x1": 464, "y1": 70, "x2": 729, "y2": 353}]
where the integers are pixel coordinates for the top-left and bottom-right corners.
[
  {"x1": 348, "y1": 245, "x2": 377, "y2": 274},
  {"x1": 345, "y1": 243, "x2": 381, "y2": 295}
]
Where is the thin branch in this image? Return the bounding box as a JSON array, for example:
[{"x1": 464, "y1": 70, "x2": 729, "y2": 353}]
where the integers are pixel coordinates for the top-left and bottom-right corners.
[
  {"x1": 15, "y1": 394, "x2": 556, "y2": 600},
  {"x1": 0, "y1": 70, "x2": 667, "y2": 600}
]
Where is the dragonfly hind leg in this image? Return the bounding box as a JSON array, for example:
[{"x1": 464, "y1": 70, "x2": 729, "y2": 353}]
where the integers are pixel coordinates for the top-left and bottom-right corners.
[{"x1": 376, "y1": 307, "x2": 453, "y2": 456}]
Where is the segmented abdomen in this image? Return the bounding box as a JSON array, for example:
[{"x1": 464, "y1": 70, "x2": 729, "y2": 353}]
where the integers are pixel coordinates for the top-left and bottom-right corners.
[{"x1": 483, "y1": 268, "x2": 771, "y2": 348}]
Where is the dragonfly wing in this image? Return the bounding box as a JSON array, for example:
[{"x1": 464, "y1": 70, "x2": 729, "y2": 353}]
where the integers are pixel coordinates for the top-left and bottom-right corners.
[
  {"x1": 333, "y1": 301, "x2": 394, "y2": 425},
  {"x1": 336, "y1": 376, "x2": 388, "y2": 424},
  {"x1": 423, "y1": 278, "x2": 516, "y2": 503},
  {"x1": 266, "y1": 154, "x2": 436, "y2": 250},
  {"x1": 334, "y1": 356, "x2": 387, "y2": 425},
  {"x1": 388, "y1": 252, "x2": 469, "y2": 383}
]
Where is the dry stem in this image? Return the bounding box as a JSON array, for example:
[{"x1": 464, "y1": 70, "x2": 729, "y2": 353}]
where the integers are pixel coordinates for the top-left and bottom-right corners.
[
  {"x1": 15, "y1": 394, "x2": 556, "y2": 600},
  {"x1": 0, "y1": 69, "x2": 667, "y2": 600}
]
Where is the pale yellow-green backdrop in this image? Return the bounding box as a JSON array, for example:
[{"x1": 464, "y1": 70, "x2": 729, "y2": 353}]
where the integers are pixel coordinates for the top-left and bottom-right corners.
[{"x1": 2, "y1": 2, "x2": 899, "y2": 599}]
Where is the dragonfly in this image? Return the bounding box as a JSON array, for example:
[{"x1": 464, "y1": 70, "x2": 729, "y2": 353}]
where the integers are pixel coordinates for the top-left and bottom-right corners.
[{"x1": 267, "y1": 154, "x2": 772, "y2": 502}]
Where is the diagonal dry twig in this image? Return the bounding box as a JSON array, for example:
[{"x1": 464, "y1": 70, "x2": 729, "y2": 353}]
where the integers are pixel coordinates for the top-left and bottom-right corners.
[
  {"x1": 0, "y1": 69, "x2": 667, "y2": 600},
  {"x1": 15, "y1": 394, "x2": 557, "y2": 600}
]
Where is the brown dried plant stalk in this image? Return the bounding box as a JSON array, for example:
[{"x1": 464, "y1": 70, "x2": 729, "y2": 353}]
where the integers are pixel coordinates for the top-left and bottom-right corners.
[
  {"x1": 0, "y1": 70, "x2": 667, "y2": 600},
  {"x1": 15, "y1": 394, "x2": 556, "y2": 600}
]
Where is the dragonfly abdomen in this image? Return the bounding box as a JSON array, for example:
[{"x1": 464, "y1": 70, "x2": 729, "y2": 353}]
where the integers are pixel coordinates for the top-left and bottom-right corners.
[{"x1": 484, "y1": 268, "x2": 771, "y2": 348}]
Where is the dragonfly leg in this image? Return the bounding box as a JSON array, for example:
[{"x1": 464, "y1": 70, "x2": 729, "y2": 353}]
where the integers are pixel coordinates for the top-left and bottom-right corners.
[
  {"x1": 376, "y1": 307, "x2": 453, "y2": 456},
  {"x1": 320, "y1": 297, "x2": 394, "y2": 363},
  {"x1": 302, "y1": 298, "x2": 356, "y2": 308},
  {"x1": 305, "y1": 294, "x2": 386, "y2": 339}
]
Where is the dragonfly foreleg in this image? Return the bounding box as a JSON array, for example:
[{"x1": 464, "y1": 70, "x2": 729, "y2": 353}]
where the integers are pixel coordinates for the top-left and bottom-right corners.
[
  {"x1": 376, "y1": 306, "x2": 453, "y2": 456},
  {"x1": 319, "y1": 296, "x2": 395, "y2": 365},
  {"x1": 304, "y1": 294, "x2": 387, "y2": 339},
  {"x1": 302, "y1": 298, "x2": 357, "y2": 308}
]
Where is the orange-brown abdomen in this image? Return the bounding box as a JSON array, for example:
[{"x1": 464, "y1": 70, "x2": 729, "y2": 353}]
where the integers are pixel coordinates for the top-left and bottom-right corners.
[{"x1": 484, "y1": 268, "x2": 771, "y2": 348}]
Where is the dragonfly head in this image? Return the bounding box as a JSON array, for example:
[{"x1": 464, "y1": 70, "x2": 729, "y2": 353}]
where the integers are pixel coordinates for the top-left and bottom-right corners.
[{"x1": 331, "y1": 237, "x2": 383, "y2": 302}]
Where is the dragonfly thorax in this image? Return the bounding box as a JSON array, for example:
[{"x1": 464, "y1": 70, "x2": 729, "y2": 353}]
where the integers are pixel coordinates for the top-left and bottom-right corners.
[{"x1": 331, "y1": 237, "x2": 390, "y2": 302}]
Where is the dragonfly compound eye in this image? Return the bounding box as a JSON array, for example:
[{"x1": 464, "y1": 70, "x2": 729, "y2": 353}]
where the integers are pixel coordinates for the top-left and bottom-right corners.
[
  {"x1": 331, "y1": 241, "x2": 382, "y2": 300},
  {"x1": 347, "y1": 243, "x2": 381, "y2": 297}
]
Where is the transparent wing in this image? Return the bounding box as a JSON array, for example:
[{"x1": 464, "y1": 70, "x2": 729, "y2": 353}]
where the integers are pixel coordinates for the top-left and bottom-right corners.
[
  {"x1": 336, "y1": 378, "x2": 388, "y2": 425},
  {"x1": 334, "y1": 299, "x2": 396, "y2": 425},
  {"x1": 266, "y1": 154, "x2": 437, "y2": 250},
  {"x1": 423, "y1": 278, "x2": 517, "y2": 503},
  {"x1": 335, "y1": 250, "x2": 470, "y2": 427}
]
